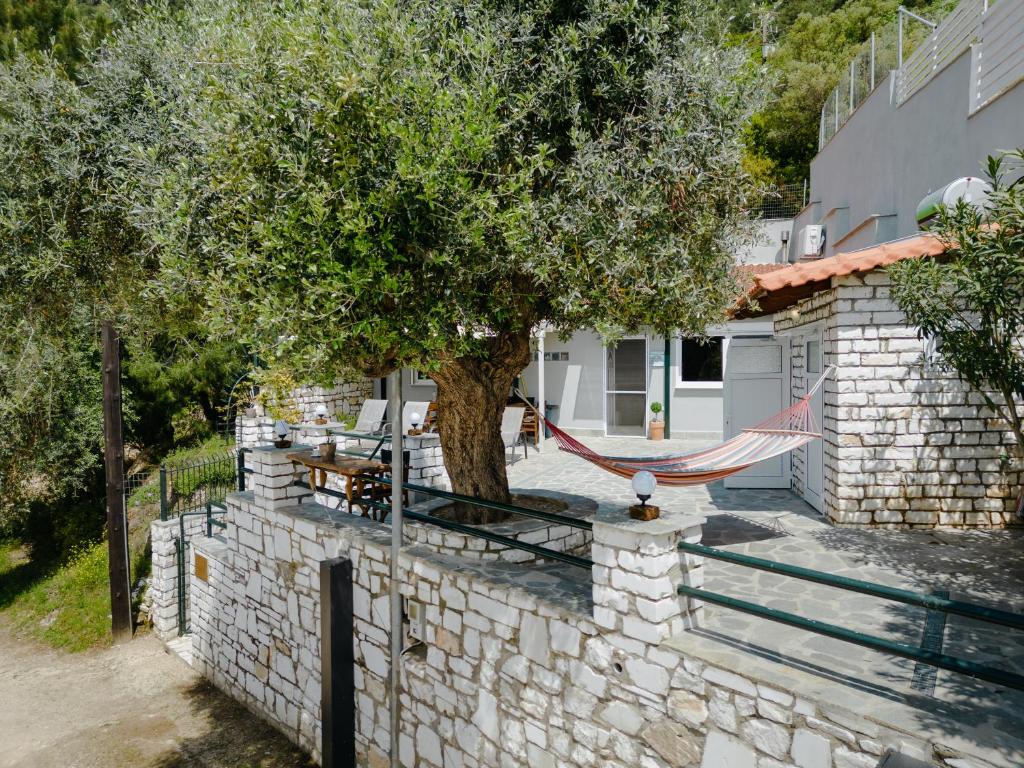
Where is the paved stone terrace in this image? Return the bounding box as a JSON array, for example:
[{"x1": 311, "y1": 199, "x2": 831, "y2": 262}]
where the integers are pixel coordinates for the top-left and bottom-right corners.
[{"x1": 506, "y1": 436, "x2": 1024, "y2": 739}]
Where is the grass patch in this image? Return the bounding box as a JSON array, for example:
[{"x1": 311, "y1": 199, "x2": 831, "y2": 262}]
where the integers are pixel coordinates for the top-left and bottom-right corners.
[{"x1": 0, "y1": 540, "x2": 113, "y2": 651}]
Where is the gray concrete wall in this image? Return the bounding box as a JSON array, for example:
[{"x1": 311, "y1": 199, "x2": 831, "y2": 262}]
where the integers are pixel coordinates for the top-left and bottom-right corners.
[{"x1": 799, "y1": 49, "x2": 1024, "y2": 259}]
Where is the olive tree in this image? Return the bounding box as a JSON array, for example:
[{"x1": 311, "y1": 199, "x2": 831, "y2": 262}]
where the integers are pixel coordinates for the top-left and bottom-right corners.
[
  {"x1": 889, "y1": 150, "x2": 1024, "y2": 454},
  {"x1": 125, "y1": 0, "x2": 762, "y2": 517}
]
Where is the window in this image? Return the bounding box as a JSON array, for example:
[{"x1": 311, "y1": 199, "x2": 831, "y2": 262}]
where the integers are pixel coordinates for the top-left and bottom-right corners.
[
  {"x1": 409, "y1": 370, "x2": 432, "y2": 386},
  {"x1": 679, "y1": 337, "x2": 723, "y2": 382}
]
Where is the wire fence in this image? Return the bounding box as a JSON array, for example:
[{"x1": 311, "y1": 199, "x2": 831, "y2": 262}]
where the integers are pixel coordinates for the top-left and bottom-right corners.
[
  {"x1": 819, "y1": 8, "x2": 937, "y2": 148},
  {"x1": 756, "y1": 182, "x2": 808, "y2": 219}
]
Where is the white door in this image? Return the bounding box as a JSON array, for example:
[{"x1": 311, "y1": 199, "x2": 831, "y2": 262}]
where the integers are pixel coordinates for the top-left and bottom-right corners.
[
  {"x1": 724, "y1": 337, "x2": 791, "y2": 488},
  {"x1": 606, "y1": 338, "x2": 648, "y2": 436},
  {"x1": 802, "y1": 335, "x2": 824, "y2": 510}
]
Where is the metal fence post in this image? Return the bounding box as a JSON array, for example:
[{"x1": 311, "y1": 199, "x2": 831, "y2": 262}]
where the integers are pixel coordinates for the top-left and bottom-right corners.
[
  {"x1": 870, "y1": 32, "x2": 876, "y2": 91},
  {"x1": 237, "y1": 449, "x2": 246, "y2": 492},
  {"x1": 898, "y1": 7, "x2": 904, "y2": 70},
  {"x1": 321, "y1": 557, "x2": 355, "y2": 768},
  {"x1": 159, "y1": 465, "x2": 169, "y2": 521},
  {"x1": 849, "y1": 60, "x2": 855, "y2": 113}
]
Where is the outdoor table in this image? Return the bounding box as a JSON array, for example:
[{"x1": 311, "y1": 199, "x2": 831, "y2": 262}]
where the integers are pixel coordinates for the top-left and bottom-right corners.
[{"x1": 287, "y1": 450, "x2": 389, "y2": 518}]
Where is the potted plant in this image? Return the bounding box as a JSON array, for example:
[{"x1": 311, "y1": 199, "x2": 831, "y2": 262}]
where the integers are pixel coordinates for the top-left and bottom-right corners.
[{"x1": 648, "y1": 402, "x2": 664, "y2": 441}]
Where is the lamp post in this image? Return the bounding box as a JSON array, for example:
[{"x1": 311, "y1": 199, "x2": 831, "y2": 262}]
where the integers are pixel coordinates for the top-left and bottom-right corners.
[{"x1": 629, "y1": 470, "x2": 660, "y2": 520}]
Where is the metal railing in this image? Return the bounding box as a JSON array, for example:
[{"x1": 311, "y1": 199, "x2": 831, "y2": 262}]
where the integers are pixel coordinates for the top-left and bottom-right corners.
[
  {"x1": 294, "y1": 474, "x2": 594, "y2": 570},
  {"x1": 159, "y1": 447, "x2": 246, "y2": 521},
  {"x1": 819, "y1": 6, "x2": 936, "y2": 148},
  {"x1": 677, "y1": 541, "x2": 1024, "y2": 691},
  {"x1": 895, "y1": 0, "x2": 981, "y2": 105},
  {"x1": 173, "y1": 449, "x2": 249, "y2": 635},
  {"x1": 971, "y1": 0, "x2": 1024, "y2": 112}
]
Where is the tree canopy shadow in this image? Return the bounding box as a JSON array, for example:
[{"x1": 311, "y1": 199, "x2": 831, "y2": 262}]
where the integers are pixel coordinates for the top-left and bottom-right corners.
[{"x1": 149, "y1": 678, "x2": 316, "y2": 768}]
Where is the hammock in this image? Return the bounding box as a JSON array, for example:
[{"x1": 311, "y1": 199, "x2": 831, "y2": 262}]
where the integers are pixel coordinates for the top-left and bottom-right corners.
[{"x1": 519, "y1": 366, "x2": 833, "y2": 487}]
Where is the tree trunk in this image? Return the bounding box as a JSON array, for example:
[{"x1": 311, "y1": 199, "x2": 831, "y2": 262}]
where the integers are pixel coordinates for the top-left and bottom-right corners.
[{"x1": 430, "y1": 330, "x2": 532, "y2": 524}]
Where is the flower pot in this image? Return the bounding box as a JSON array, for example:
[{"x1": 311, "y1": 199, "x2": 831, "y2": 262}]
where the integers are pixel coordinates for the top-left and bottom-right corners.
[
  {"x1": 320, "y1": 442, "x2": 336, "y2": 462},
  {"x1": 648, "y1": 421, "x2": 664, "y2": 441}
]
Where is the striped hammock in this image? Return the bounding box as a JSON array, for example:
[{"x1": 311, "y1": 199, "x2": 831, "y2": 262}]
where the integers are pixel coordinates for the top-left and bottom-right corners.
[{"x1": 524, "y1": 366, "x2": 833, "y2": 487}]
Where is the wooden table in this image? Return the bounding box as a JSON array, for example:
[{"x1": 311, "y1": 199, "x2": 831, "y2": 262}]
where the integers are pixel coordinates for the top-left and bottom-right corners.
[{"x1": 288, "y1": 451, "x2": 390, "y2": 518}]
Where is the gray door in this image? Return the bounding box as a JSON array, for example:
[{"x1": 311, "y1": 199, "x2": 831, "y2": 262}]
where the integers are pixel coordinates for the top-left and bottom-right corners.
[
  {"x1": 606, "y1": 338, "x2": 647, "y2": 436},
  {"x1": 723, "y1": 337, "x2": 791, "y2": 488}
]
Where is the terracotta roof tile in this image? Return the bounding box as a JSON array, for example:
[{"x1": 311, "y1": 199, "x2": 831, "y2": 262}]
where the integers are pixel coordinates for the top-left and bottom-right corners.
[{"x1": 731, "y1": 233, "x2": 945, "y2": 318}]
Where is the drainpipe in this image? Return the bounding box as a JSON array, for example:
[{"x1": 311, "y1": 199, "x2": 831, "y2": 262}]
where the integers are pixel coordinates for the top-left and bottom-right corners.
[
  {"x1": 388, "y1": 369, "x2": 403, "y2": 768},
  {"x1": 663, "y1": 336, "x2": 672, "y2": 440}
]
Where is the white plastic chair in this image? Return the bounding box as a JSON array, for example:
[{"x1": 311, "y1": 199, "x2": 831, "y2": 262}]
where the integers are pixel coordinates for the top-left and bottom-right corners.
[
  {"x1": 353, "y1": 399, "x2": 388, "y2": 435},
  {"x1": 500, "y1": 406, "x2": 527, "y2": 463}
]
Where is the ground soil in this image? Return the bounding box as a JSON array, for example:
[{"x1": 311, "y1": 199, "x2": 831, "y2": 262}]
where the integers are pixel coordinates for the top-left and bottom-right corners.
[
  {"x1": 429, "y1": 493, "x2": 568, "y2": 523},
  {"x1": 0, "y1": 621, "x2": 314, "y2": 768}
]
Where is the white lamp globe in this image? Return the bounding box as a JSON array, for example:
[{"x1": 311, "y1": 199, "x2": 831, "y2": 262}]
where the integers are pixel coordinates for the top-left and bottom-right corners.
[
  {"x1": 410, "y1": 412, "x2": 422, "y2": 427},
  {"x1": 632, "y1": 470, "x2": 657, "y2": 499},
  {"x1": 274, "y1": 419, "x2": 289, "y2": 439},
  {"x1": 315, "y1": 404, "x2": 328, "y2": 419}
]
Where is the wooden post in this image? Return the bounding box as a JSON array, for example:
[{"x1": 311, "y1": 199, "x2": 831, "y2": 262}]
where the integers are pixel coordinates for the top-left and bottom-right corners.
[
  {"x1": 102, "y1": 321, "x2": 132, "y2": 642},
  {"x1": 321, "y1": 557, "x2": 355, "y2": 768}
]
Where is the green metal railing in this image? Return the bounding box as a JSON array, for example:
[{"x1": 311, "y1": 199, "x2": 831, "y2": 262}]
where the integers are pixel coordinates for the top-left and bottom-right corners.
[
  {"x1": 293, "y1": 475, "x2": 593, "y2": 570},
  {"x1": 173, "y1": 449, "x2": 248, "y2": 635},
  {"x1": 678, "y1": 541, "x2": 1024, "y2": 691},
  {"x1": 160, "y1": 448, "x2": 245, "y2": 521}
]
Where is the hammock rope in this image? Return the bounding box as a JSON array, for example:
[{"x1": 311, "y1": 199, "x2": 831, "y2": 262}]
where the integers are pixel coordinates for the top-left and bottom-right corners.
[{"x1": 516, "y1": 365, "x2": 834, "y2": 487}]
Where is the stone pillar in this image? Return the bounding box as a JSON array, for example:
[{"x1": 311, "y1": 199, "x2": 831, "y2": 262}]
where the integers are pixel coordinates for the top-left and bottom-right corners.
[
  {"x1": 248, "y1": 444, "x2": 315, "y2": 509},
  {"x1": 149, "y1": 518, "x2": 181, "y2": 639},
  {"x1": 405, "y1": 434, "x2": 451, "y2": 492},
  {"x1": 591, "y1": 507, "x2": 705, "y2": 646}
]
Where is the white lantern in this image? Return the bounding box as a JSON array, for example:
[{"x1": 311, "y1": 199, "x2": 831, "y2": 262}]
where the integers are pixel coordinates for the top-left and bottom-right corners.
[
  {"x1": 631, "y1": 470, "x2": 657, "y2": 507},
  {"x1": 315, "y1": 403, "x2": 328, "y2": 419},
  {"x1": 410, "y1": 411, "x2": 422, "y2": 430},
  {"x1": 274, "y1": 419, "x2": 289, "y2": 439}
]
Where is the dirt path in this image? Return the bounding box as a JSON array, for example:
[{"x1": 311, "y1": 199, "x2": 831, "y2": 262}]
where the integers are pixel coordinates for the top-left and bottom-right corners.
[{"x1": 0, "y1": 623, "x2": 314, "y2": 768}]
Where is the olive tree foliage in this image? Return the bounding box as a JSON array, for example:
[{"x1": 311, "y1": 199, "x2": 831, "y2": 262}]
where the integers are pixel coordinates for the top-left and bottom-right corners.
[
  {"x1": 0, "y1": 29, "x2": 200, "y2": 537},
  {"x1": 122, "y1": 0, "x2": 764, "y2": 511},
  {"x1": 889, "y1": 151, "x2": 1024, "y2": 454}
]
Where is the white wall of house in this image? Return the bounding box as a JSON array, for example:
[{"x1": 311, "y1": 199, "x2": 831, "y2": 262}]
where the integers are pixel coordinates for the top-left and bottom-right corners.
[{"x1": 402, "y1": 322, "x2": 785, "y2": 439}]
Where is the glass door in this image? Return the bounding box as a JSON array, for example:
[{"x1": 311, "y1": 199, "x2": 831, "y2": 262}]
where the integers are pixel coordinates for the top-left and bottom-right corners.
[{"x1": 606, "y1": 338, "x2": 648, "y2": 436}]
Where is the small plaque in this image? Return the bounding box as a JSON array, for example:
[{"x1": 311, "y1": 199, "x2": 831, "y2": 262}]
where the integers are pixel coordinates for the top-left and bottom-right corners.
[{"x1": 195, "y1": 553, "x2": 209, "y2": 583}]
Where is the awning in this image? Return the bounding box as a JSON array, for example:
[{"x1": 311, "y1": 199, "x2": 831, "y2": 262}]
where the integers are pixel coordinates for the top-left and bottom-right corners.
[{"x1": 730, "y1": 233, "x2": 946, "y2": 319}]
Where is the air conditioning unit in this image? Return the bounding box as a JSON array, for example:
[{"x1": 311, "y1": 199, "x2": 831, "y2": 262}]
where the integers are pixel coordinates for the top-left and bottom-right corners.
[{"x1": 796, "y1": 225, "x2": 825, "y2": 259}]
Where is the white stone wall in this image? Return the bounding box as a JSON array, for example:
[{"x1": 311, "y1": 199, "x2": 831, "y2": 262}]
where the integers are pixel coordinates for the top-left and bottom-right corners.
[
  {"x1": 774, "y1": 271, "x2": 1023, "y2": 528},
  {"x1": 178, "y1": 446, "x2": 1010, "y2": 768},
  {"x1": 149, "y1": 515, "x2": 208, "y2": 640},
  {"x1": 237, "y1": 379, "x2": 374, "y2": 448}
]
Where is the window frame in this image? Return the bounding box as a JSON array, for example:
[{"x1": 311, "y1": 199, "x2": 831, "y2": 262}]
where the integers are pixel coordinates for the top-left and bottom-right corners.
[{"x1": 675, "y1": 335, "x2": 726, "y2": 390}]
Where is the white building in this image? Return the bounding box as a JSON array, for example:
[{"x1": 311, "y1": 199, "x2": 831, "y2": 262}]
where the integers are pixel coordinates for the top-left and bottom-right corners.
[{"x1": 728, "y1": 0, "x2": 1024, "y2": 526}]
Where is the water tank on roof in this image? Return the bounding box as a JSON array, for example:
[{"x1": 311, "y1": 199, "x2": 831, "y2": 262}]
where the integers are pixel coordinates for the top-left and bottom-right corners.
[{"x1": 916, "y1": 177, "x2": 992, "y2": 228}]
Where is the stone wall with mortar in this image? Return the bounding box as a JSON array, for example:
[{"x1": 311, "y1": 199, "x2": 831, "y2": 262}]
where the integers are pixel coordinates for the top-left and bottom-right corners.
[
  {"x1": 236, "y1": 379, "x2": 374, "y2": 448},
  {"x1": 179, "y1": 445, "x2": 1013, "y2": 768},
  {"x1": 774, "y1": 271, "x2": 1023, "y2": 528},
  {"x1": 403, "y1": 490, "x2": 593, "y2": 563},
  {"x1": 149, "y1": 515, "x2": 208, "y2": 640}
]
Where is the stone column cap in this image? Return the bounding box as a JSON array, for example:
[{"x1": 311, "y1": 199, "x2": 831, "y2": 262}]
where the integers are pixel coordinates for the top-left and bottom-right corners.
[{"x1": 593, "y1": 505, "x2": 706, "y2": 535}]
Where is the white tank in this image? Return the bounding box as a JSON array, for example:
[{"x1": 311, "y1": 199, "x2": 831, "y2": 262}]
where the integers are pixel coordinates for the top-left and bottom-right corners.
[{"x1": 916, "y1": 177, "x2": 992, "y2": 227}]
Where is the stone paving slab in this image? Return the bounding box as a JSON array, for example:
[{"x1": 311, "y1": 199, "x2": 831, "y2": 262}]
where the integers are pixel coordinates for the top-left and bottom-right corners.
[{"x1": 507, "y1": 436, "x2": 1024, "y2": 733}]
